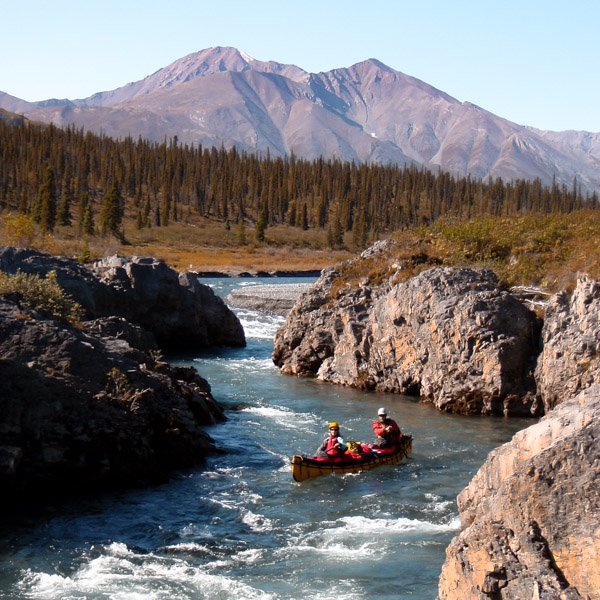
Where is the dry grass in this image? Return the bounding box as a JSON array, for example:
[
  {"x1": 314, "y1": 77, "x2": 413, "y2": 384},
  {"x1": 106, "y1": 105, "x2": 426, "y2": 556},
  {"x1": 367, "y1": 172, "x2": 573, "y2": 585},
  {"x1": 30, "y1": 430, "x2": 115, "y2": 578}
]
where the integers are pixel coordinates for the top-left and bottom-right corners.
[
  {"x1": 0, "y1": 211, "x2": 353, "y2": 273},
  {"x1": 322, "y1": 212, "x2": 600, "y2": 295},
  {"x1": 3, "y1": 210, "x2": 600, "y2": 289},
  {"x1": 396, "y1": 212, "x2": 600, "y2": 292}
]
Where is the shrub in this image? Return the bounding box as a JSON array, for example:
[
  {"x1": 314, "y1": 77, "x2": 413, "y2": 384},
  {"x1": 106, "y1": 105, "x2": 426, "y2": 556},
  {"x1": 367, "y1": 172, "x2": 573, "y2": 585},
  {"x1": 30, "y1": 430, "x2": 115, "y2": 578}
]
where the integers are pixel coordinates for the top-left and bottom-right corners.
[
  {"x1": 1, "y1": 213, "x2": 37, "y2": 247},
  {"x1": 105, "y1": 367, "x2": 142, "y2": 404},
  {"x1": 0, "y1": 269, "x2": 82, "y2": 325}
]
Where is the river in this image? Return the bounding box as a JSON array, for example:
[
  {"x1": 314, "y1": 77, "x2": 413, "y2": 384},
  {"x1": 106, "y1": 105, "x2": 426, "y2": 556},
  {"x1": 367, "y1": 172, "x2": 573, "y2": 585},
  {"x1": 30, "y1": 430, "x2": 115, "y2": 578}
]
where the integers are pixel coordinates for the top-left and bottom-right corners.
[{"x1": 0, "y1": 277, "x2": 532, "y2": 599}]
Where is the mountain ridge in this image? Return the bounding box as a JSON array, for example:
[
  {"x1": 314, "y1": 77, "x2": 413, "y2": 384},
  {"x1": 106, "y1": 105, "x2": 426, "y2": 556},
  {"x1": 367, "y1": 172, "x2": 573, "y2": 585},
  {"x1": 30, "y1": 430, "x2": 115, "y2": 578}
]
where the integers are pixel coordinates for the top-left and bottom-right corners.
[{"x1": 2, "y1": 46, "x2": 598, "y2": 193}]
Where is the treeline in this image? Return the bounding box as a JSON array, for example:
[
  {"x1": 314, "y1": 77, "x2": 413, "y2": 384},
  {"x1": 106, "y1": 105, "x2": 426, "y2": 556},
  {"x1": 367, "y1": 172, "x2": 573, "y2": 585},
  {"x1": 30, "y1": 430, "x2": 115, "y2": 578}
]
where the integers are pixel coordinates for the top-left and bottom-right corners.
[{"x1": 0, "y1": 120, "x2": 597, "y2": 242}]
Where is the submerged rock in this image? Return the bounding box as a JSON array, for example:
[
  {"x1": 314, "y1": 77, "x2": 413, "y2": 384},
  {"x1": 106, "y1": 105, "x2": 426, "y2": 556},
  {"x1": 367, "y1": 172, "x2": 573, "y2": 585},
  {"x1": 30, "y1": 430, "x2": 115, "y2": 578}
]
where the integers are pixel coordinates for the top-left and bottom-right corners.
[
  {"x1": 437, "y1": 384, "x2": 600, "y2": 600},
  {"x1": 273, "y1": 265, "x2": 540, "y2": 416}
]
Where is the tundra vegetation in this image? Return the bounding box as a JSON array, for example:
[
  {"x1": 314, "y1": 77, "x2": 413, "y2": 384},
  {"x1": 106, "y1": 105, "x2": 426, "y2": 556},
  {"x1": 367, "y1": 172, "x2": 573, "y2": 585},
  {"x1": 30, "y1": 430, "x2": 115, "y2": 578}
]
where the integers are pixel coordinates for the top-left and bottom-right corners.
[
  {"x1": 333, "y1": 212, "x2": 600, "y2": 294},
  {"x1": 0, "y1": 119, "x2": 598, "y2": 286},
  {"x1": 0, "y1": 269, "x2": 82, "y2": 325}
]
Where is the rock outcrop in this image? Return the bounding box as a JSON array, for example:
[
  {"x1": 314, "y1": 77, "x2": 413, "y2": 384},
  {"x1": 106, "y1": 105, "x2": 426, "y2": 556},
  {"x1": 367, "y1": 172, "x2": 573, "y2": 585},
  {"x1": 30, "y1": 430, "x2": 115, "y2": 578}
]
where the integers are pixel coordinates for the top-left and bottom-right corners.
[
  {"x1": 0, "y1": 246, "x2": 111, "y2": 314},
  {"x1": 273, "y1": 263, "x2": 540, "y2": 415},
  {"x1": 438, "y1": 384, "x2": 600, "y2": 600},
  {"x1": 92, "y1": 255, "x2": 245, "y2": 350},
  {"x1": 0, "y1": 246, "x2": 247, "y2": 506},
  {"x1": 0, "y1": 296, "x2": 225, "y2": 506},
  {"x1": 269, "y1": 243, "x2": 600, "y2": 596},
  {"x1": 0, "y1": 247, "x2": 246, "y2": 350},
  {"x1": 535, "y1": 275, "x2": 600, "y2": 413}
]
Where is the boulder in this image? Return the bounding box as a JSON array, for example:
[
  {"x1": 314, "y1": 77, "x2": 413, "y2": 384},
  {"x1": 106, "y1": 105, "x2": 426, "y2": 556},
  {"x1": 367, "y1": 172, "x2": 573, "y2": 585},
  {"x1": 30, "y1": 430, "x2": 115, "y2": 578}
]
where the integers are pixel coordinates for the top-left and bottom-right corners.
[
  {"x1": 0, "y1": 247, "x2": 245, "y2": 351},
  {"x1": 92, "y1": 255, "x2": 245, "y2": 350},
  {"x1": 0, "y1": 296, "x2": 225, "y2": 506},
  {"x1": 437, "y1": 384, "x2": 600, "y2": 600},
  {"x1": 535, "y1": 275, "x2": 600, "y2": 412},
  {"x1": 273, "y1": 264, "x2": 540, "y2": 415}
]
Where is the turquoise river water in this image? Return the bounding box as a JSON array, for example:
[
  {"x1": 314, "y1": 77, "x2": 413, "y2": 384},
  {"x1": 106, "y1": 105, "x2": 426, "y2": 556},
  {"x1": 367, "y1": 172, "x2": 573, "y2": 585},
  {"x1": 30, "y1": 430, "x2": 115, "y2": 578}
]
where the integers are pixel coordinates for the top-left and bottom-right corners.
[{"x1": 0, "y1": 277, "x2": 533, "y2": 599}]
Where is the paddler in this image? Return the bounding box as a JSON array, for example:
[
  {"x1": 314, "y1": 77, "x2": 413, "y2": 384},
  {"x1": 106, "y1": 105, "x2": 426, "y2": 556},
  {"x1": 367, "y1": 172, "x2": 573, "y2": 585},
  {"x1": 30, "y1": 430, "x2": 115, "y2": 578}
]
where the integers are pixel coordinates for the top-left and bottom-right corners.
[
  {"x1": 371, "y1": 407, "x2": 401, "y2": 448},
  {"x1": 315, "y1": 422, "x2": 348, "y2": 458}
]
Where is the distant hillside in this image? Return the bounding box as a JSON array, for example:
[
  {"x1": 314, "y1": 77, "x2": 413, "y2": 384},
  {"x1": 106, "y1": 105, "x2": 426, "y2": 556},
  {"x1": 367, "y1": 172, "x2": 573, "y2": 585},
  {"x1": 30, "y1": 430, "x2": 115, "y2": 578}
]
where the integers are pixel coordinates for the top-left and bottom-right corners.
[
  {"x1": 2, "y1": 46, "x2": 599, "y2": 193},
  {"x1": 0, "y1": 107, "x2": 27, "y2": 126}
]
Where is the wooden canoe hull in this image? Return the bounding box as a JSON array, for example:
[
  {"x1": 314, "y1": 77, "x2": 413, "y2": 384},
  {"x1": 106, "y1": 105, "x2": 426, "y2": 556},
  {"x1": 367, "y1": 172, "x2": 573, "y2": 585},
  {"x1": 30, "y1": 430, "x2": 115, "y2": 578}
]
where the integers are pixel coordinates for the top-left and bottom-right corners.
[{"x1": 291, "y1": 435, "x2": 412, "y2": 482}]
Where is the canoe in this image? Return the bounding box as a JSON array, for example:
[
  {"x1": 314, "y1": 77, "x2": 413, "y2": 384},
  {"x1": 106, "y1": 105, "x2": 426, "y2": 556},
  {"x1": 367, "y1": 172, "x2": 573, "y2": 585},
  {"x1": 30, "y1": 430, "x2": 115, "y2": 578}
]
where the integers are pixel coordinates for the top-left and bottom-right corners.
[{"x1": 291, "y1": 434, "x2": 413, "y2": 482}]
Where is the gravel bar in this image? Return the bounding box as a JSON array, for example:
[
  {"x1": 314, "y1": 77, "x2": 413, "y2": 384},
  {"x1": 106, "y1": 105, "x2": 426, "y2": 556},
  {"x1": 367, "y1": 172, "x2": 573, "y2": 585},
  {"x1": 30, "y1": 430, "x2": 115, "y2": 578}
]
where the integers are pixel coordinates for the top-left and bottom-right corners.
[{"x1": 226, "y1": 283, "x2": 313, "y2": 316}]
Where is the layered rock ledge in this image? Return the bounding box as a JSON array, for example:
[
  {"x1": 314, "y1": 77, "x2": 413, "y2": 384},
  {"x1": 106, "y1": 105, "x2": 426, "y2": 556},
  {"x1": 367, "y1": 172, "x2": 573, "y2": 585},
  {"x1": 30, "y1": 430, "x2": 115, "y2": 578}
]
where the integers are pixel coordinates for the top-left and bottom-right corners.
[
  {"x1": 273, "y1": 262, "x2": 540, "y2": 416},
  {"x1": 226, "y1": 283, "x2": 313, "y2": 316},
  {"x1": 438, "y1": 384, "x2": 600, "y2": 600}
]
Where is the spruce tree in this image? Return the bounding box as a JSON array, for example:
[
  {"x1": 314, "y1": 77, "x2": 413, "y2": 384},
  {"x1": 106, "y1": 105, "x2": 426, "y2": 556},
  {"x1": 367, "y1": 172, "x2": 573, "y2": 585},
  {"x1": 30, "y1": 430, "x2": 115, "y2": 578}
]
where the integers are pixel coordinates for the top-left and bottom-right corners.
[
  {"x1": 78, "y1": 193, "x2": 90, "y2": 234},
  {"x1": 255, "y1": 209, "x2": 266, "y2": 243},
  {"x1": 33, "y1": 166, "x2": 57, "y2": 232},
  {"x1": 57, "y1": 188, "x2": 73, "y2": 227},
  {"x1": 82, "y1": 202, "x2": 95, "y2": 235},
  {"x1": 301, "y1": 203, "x2": 309, "y2": 230},
  {"x1": 99, "y1": 183, "x2": 124, "y2": 238}
]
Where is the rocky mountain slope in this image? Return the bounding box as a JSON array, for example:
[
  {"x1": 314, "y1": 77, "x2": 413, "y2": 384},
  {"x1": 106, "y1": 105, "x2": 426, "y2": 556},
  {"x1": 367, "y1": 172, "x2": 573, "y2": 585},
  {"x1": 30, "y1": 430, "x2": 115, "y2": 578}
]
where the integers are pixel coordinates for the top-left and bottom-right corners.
[{"x1": 2, "y1": 46, "x2": 599, "y2": 192}]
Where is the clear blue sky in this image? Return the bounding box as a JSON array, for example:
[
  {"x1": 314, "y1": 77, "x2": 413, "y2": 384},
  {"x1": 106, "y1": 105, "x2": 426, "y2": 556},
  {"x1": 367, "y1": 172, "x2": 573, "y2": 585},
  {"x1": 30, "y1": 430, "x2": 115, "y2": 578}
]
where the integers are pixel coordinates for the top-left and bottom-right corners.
[{"x1": 1, "y1": 0, "x2": 598, "y2": 132}]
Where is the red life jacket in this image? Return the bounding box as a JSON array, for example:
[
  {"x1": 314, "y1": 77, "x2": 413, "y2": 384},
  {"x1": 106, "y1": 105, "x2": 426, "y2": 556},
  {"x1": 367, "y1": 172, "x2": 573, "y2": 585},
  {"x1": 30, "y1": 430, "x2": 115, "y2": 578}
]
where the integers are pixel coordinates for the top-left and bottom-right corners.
[
  {"x1": 372, "y1": 418, "x2": 401, "y2": 443},
  {"x1": 324, "y1": 435, "x2": 345, "y2": 456}
]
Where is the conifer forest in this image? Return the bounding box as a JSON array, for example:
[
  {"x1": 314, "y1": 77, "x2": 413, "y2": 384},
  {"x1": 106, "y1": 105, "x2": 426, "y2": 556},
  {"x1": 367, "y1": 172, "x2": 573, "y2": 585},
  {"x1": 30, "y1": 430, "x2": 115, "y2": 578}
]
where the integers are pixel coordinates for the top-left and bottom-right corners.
[{"x1": 0, "y1": 120, "x2": 597, "y2": 246}]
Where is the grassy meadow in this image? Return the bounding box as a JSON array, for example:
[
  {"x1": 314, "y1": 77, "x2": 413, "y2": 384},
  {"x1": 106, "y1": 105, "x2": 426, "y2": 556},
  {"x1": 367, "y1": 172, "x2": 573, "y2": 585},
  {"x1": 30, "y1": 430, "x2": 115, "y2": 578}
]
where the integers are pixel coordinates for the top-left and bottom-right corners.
[
  {"x1": 0, "y1": 209, "x2": 353, "y2": 273},
  {"x1": 2, "y1": 208, "x2": 600, "y2": 293}
]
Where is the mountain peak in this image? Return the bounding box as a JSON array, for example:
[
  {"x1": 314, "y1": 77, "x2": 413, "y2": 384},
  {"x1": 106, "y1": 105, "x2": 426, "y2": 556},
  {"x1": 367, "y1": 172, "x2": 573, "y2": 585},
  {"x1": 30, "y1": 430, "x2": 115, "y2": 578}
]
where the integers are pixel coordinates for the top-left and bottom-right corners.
[
  {"x1": 74, "y1": 47, "x2": 308, "y2": 108},
  {"x1": 180, "y1": 46, "x2": 255, "y2": 74},
  {"x1": 356, "y1": 57, "x2": 394, "y2": 71},
  {"x1": 2, "y1": 46, "x2": 598, "y2": 193},
  {"x1": 182, "y1": 46, "x2": 305, "y2": 77}
]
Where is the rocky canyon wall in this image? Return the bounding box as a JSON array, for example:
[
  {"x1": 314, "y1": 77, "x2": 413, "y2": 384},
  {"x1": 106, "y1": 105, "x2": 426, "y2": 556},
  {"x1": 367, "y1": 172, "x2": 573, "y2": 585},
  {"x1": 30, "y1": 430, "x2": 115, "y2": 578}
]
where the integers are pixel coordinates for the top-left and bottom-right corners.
[
  {"x1": 437, "y1": 384, "x2": 600, "y2": 600},
  {"x1": 273, "y1": 247, "x2": 541, "y2": 416}
]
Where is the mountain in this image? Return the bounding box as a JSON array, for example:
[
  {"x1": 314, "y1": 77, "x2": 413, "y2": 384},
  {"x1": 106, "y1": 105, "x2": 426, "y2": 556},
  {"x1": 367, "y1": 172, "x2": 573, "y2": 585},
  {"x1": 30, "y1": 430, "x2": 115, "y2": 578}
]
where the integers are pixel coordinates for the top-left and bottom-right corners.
[
  {"x1": 2, "y1": 46, "x2": 599, "y2": 193},
  {"x1": 0, "y1": 107, "x2": 28, "y2": 125}
]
